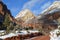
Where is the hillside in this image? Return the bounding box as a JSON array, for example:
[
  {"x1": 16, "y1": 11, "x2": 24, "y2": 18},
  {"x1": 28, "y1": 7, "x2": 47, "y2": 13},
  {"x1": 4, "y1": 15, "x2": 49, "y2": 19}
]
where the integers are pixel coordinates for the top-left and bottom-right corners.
[
  {"x1": 23, "y1": 1, "x2": 60, "y2": 35},
  {"x1": 0, "y1": 1, "x2": 23, "y2": 33}
]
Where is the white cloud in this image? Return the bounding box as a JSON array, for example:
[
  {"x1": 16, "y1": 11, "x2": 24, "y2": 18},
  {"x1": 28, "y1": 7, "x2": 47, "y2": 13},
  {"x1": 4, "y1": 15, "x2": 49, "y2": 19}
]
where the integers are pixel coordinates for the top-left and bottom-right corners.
[
  {"x1": 22, "y1": 0, "x2": 44, "y2": 10},
  {"x1": 22, "y1": 0, "x2": 52, "y2": 15},
  {"x1": 41, "y1": 2, "x2": 51, "y2": 10},
  {"x1": 33, "y1": 1, "x2": 52, "y2": 15}
]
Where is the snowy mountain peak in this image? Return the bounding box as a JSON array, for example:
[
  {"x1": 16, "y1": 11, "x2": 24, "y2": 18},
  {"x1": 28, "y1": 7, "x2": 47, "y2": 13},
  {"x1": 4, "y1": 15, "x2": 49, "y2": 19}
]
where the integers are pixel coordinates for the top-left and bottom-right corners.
[
  {"x1": 15, "y1": 9, "x2": 35, "y2": 21},
  {"x1": 15, "y1": 9, "x2": 32, "y2": 18},
  {"x1": 50, "y1": 1, "x2": 60, "y2": 9},
  {"x1": 41, "y1": 1, "x2": 60, "y2": 14}
]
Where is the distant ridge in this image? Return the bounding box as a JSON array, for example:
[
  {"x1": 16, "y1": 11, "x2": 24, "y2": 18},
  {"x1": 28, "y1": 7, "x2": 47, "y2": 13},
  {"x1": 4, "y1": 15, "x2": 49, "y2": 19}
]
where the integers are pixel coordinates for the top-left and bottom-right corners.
[{"x1": 41, "y1": 1, "x2": 60, "y2": 15}]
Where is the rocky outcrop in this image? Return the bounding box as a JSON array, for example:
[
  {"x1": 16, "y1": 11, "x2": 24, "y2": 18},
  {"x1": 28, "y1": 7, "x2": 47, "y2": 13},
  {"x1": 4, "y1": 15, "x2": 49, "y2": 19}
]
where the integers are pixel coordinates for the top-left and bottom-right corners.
[
  {"x1": 0, "y1": 1, "x2": 11, "y2": 30},
  {"x1": 0, "y1": 1, "x2": 22, "y2": 30},
  {"x1": 15, "y1": 9, "x2": 35, "y2": 22}
]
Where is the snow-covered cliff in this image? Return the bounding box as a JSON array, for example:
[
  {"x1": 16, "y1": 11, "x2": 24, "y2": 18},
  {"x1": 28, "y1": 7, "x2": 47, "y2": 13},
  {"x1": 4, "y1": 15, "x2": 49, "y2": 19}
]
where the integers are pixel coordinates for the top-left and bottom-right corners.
[{"x1": 50, "y1": 26, "x2": 60, "y2": 40}]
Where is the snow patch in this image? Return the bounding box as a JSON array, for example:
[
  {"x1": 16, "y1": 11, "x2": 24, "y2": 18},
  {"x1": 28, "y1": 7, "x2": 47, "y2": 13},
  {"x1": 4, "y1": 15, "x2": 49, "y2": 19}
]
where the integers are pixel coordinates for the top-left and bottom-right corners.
[
  {"x1": 0, "y1": 30, "x2": 39, "y2": 39},
  {"x1": 41, "y1": 1, "x2": 60, "y2": 15},
  {"x1": 50, "y1": 29, "x2": 60, "y2": 40},
  {"x1": 0, "y1": 33, "x2": 18, "y2": 39},
  {"x1": 15, "y1": 9, "x2": 30, "y2": 18}
]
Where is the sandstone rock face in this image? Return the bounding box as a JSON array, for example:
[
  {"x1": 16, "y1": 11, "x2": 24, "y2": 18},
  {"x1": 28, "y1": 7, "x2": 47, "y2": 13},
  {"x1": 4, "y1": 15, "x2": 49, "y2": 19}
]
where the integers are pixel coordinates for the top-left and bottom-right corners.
[
  {"x1": 15, "y1": 9, "x2": 35, "y2": 22},
  {"x1": 0, "y1": 1, "x2": 13, "y2": 22},
  {"x1": 0, "y1": 1, "x2": 21, "y2": 30},
  {"x1": 0, "y1": 1, "x2": 11, "y2": 30}
]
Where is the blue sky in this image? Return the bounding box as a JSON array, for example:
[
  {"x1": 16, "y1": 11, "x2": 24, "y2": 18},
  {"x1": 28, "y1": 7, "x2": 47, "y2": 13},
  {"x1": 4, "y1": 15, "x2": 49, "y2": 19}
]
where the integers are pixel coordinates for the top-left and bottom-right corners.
[{"x1": 2, "y1": 0, "x2": 56, "y2": 17}]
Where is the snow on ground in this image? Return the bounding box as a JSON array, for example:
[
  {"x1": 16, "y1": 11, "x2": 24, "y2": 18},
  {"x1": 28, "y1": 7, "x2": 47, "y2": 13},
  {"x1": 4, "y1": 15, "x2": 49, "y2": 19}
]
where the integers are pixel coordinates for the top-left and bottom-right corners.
[
  {"x1": 28, "y1": 30, "x2": 39, "y2": 33},
  {"x1": 17, "y1": 30, "x2": 28, "y2": 35},
  {"x1": 50, "y1": 29, "x2": 60, "y2": 40},
  {"x1": 0, "y1": 30, "x2": 5, "y2": 33},
  {"x1": 17, "y1": 30, "x2": 39, "y2": 35},
  {"x1": 0, "y1": 30, "x2": 39, "y2": 39},
  {"x1": 0, "y1": 33, "x2": 18, "y2": 39}
]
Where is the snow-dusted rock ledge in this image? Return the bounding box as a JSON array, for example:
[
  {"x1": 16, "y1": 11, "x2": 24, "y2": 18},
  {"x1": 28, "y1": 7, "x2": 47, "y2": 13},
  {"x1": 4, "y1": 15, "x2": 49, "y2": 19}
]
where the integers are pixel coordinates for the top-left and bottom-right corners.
[
  {"x1": 50, "y1": 29, "x2": 60, "y2": 40},
  {"x1": 0, "y1": 30, "x2": 40, "y2": 40},
  {"x1": 0, "y1": 33, "x2": 18, "y2": 39}
]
